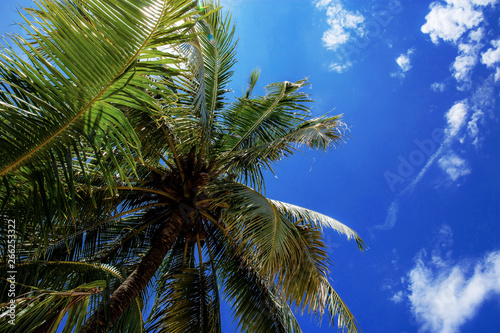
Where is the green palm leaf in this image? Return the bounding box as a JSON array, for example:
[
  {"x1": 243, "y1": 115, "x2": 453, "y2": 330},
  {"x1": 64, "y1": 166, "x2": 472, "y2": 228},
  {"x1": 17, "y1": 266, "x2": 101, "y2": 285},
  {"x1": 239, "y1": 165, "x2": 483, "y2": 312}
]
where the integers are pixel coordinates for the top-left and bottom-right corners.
[
  {"x1": 212, "y1": 228, "x2": 302, "y2": 333},
  {"x1": 224, "y1": 80, "x2": 311, "y2": 154},
  {"x1": 0, "y1": 261, "x2": 145, "y2": 332},
  {"x1": 210, "y1": 180, "x2": 303, "y2": 277},
  {"x1": 221, "y1": 113, "x2": 347, "y2": 189},
  {"x1": 270, "y1": 200, "x2": 367, "y2": 250},
  {"x1": 146, "y1": 239, "x2": 221, "y2": 333}
]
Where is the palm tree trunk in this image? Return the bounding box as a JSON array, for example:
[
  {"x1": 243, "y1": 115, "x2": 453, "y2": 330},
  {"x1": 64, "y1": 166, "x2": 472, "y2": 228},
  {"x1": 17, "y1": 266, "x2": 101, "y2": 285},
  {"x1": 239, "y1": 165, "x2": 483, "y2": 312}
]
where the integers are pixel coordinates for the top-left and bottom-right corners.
[{"x1": 81, "y1": 214, "x2": 183, "y2": 333}]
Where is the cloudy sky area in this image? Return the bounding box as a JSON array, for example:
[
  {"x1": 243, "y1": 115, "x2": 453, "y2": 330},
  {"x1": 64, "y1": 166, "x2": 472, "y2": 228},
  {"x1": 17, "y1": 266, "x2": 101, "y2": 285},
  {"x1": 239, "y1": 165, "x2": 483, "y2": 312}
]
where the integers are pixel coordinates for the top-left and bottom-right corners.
[
  {"x1": 1, "y1": 0, "x2": 500, "y2": 332},
  {"x1": 219, "y1": 0, "x2": 500, "y2": 332}
]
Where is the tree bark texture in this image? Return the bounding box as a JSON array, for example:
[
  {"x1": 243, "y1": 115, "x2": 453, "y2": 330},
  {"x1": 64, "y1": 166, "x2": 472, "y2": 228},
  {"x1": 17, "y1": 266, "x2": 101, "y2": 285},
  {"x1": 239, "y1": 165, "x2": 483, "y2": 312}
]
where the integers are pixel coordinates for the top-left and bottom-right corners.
[{"x1": 81, "y1": 213, "x2": 183, "y2": 333}]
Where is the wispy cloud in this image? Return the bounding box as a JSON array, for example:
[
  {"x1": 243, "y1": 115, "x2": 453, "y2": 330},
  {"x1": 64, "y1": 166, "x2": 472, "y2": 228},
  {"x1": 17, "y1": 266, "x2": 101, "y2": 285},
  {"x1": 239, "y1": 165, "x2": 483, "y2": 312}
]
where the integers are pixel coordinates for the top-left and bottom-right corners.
[
  {"x1": 314, "y1": 0, "x2": 366, "y2": 73},
  {"x1": 382, "y1": 70, "x2": 500, "y2": 228},
  {"x1": 375, "y1": 200, "x2": 399, "y2": 230},
  {"x1": 396, "y1": 48, "x2": 414, "y2": 72},
  {"x1": 315, "y1": 0, "x2": 405, "y2": 73},
  {"x1": 380, "y1": 101, "x2": 469, "y2": 230},
  {"x1": 467, "y1": 108, "x2": 483, "y2": 145},
  {"x1": 420, "y1": 0, "x2": 499, "y2": 144},
  {"x1": 378, "y1": 1, "x2": 500, "y2": 232},
  {"x1": 452, "y1": 35, "x2": 483, "y2": 86},
  {"x1": 328, "y1": 61, "x2": 353, "y2": 73},
  {"x1": 314, "y1": 0, "x2": 365, "y2": 51},
  {"x1": 407, "y1": 101, "x2": 468, "y2": 191},
  {"x1": 392, "y1": 48, "x2": 415, "y2": 78},
  {"x1": 391, "y1": 290, "x2": 405, "y2": 304},
  {"x1": 431, "y1": 82, "x2": 446, "y2": 92},
  {"x1": 380, "y1": 0, "x2": 499, "y2": 231},
  {"x1": 438, "y1": 153, "x2": 471, "y2": 181},
  {"x1": 467, "y1": 74, "x2": 497, "y2": 146},
  {"x1": 445, "y1": 101, "x2": 468, "y2": 137}
]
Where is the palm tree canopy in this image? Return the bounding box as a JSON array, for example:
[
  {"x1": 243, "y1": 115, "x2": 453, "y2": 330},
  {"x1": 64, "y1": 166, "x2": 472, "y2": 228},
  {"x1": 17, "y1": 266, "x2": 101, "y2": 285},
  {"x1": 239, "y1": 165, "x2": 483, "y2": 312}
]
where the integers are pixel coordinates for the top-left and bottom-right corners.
[{"x1": 0, "y1": 1, "x2": 366, "y2": 332}]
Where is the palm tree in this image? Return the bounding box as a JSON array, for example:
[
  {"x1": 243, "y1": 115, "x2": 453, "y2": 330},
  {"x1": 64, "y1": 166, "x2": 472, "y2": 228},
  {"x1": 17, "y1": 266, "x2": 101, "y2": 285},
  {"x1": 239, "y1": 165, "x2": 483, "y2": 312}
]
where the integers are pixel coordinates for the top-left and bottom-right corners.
[{"x1": 0, "y1": 1, "x2": 365, "y2": 332}]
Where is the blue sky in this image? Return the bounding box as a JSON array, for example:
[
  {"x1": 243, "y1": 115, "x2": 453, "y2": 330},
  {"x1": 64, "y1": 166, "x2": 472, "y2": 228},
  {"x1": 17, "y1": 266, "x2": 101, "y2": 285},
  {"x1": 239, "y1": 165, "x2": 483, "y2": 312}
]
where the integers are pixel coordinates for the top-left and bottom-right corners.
[{"x1": 2, "y1": 0, "x2": 500, "y2": 332}]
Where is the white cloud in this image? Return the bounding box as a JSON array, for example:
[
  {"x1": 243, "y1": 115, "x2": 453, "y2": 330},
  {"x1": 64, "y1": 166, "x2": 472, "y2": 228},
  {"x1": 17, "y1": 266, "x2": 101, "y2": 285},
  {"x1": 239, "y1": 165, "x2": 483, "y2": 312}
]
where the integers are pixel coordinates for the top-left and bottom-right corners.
[
  {"x1": 396, "y1": 54, "x2": 411, "y2": 72},
  {"x1": 436, "y1": 224, "x2": 454, "y2": 248},
  {"x1": 391, "y1": 290, "x2": 405, "y2": 304},
  {"x1": 396, "y1": 48, "x2": 414, "y2": 72},
  {"x1": 381, "y1": 101, "x2": 471, "y2": 230},
  {"x1": 468, "y1": 24, "x2": 485, "y2": 42},
  {"x1": 467, "y1": 109, "x2": 484, "y2": 143},
  {"x1": 481, "y1": 38, "x2": 500, "y2": 67},
  {"x1": 376, "y1": 200, "x2": 399, "y2": 230},
  {"x1": 390, "y1": 71, "x2": 404, "y2": 79},
  {"x1": 470, "y1": 74, "x2": 497, "y2": 112},
  {"x1": 314, "y1": 0, "x2": 333, "y2": 8},
  {"x1": 431, "y1": 82, "x2": 446, "y2": 92},
  {"x1": 406, "y1": 143, "x2": 446, "y2": 193},
  {"x1": 452, "y1": 41, "x2": 481, "y2": 84},
  {"x1": 315, "y1": 0, "x2": 365, "y2": 51},
  {"x1": 380, "y1": 0, "x2": 500, "y2": 232},
  {"x1": 421, "y1": 0, "x2": 492, "y2": 44},
  {"x1": 464, "y1": 74, "x2": 497, "y2": 146},
  {"x1": 392, "y1": 48, "x2": 415, "y2": 78},
  {"x1": 421, "y1": 0, "x2": 485, "y2": 44},
  {"x1": 392, "y1": 226, "x2": 500, "y2": 332},
  {"x1": 445, "y1": 101, "x2": 468, "y2": 138},
  {"x1": 470, "y1": 0, "x2": 499, "y2": 6},
  {"x1": 421, "y1": 1, "x2": 497, "y2": 86},
  {"x1": 328, "y1": 61, "x2": 352, "y2": 73},
  {"x1": 381, "y1": 101, "x2": 470, "y2": 229},
  {"x1": 408, "y1": 249, "x2": 500, "y2": 333},
  {"x1": 438, "y1": 153, "x2": 471, "y2": 180}
]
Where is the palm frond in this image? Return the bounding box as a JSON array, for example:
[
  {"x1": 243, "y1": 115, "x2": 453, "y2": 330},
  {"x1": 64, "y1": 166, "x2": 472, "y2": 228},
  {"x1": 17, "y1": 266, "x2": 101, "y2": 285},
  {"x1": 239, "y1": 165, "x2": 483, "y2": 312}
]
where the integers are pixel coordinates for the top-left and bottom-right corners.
[
  {"x1": 242, "y1": 68, "x2": 260, "y2": 99},
  {"x1": 0, "y1": 261, "x2": 139, "y2": 332},
  {"x1": 223, "y1": 79, "x2": 310, "y2": 154},
  {"x1": 270, "y1": 200, "x2": 367, "y2": 250},
  {"x1": 209, "y1": 183, "x2": 362, "y2": 332},
  {"x1": 209, "y1": 180, "x2": 303, "y2": 278},
  {"x1": 209, "y1": 226, "x2": 302, "y2": 333},
  {"x1": 0, "y1": 280, "x2": 103, "y2": 333},
  {"x1": 146, "y1": 241, "x2": 221, "y2": 333},
  {"x1": 323, "y1": 278, "x2": 359, "y2": 333},
  {"x1": 221, "y1": 114, "x2": 347, "y2": 189},
  {"x1": 198, "y1": 2, "x2": 237, "y2": 138}
]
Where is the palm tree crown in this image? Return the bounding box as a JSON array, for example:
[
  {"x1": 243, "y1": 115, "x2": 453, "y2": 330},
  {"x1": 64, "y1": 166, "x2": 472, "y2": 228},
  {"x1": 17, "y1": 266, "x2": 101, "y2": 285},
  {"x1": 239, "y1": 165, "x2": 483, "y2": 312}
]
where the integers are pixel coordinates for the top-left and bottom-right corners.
[{"x1": 0, "y1": 1, "x2": 365, "y2": 332}]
